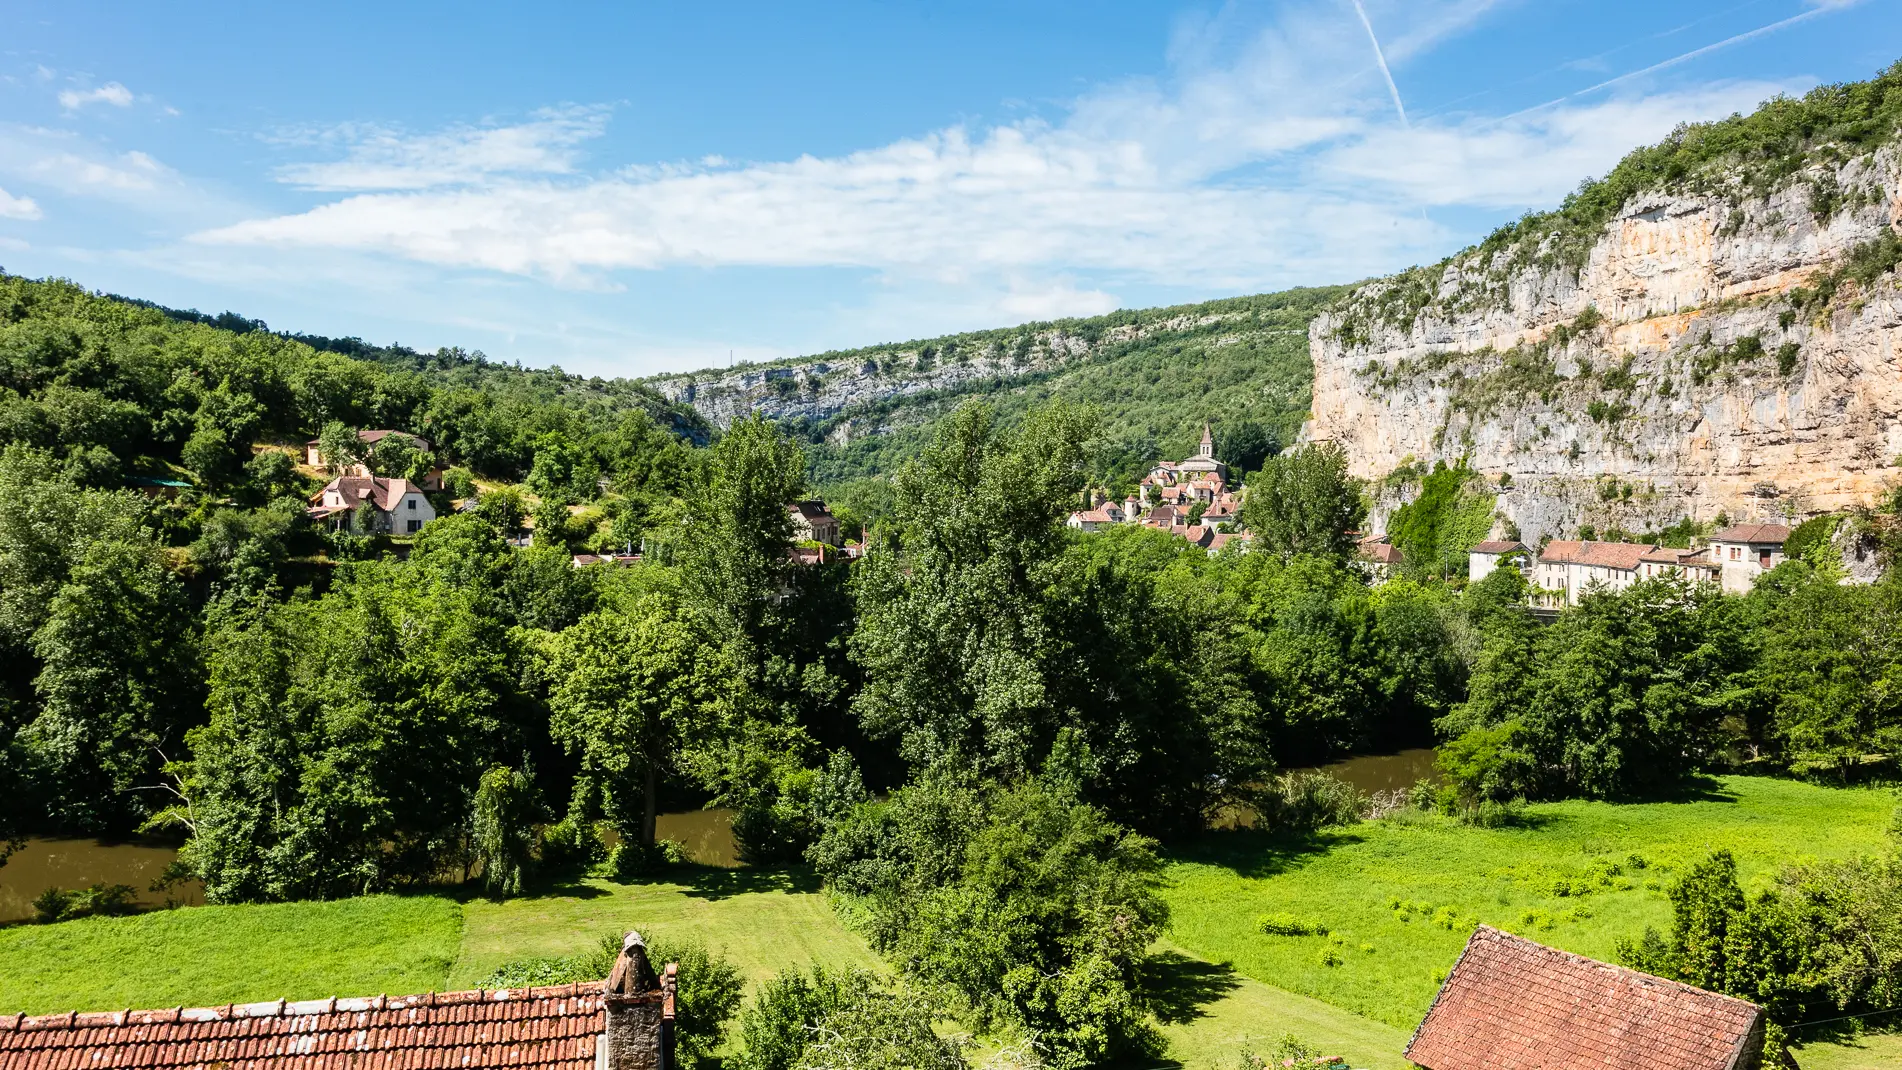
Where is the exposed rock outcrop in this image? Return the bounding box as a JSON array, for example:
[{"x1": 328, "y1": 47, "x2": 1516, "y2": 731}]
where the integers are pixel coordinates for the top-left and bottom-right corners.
[
  {"x1": 649, "y1": 313, "x2": 1233, "y2": 439},
  {"x1": 1308, "y1": 147, "x2": 1902, "y2": 544}
]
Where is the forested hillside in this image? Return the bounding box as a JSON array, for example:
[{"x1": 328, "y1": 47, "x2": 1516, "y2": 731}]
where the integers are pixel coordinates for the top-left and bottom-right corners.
[{"x1": 647, "y1": 286, "x2": 1347, "y2": 491}]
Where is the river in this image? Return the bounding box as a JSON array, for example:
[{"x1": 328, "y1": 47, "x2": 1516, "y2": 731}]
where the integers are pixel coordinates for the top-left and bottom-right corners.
[
  {"x1": 0, "y1": 810, "x2": 745, "y2": 924},
  {"x1": 3, "y1": 754, "x2": 1437, "y2": 922}
]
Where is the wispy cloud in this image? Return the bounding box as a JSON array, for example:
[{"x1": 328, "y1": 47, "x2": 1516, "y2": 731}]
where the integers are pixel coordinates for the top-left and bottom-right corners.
[
  {"x1": 196, "y1": 0, "x2": 1789, "y2": 299},
  {"x1": 58, "y1": 82, "x2": 134, "y2": 110},
  {"x1": 271, "y1": 105, "x2": 613, "y2": 191},
  {"x1": 0, "y1": 185, "x2": 41, "y2": 220}
]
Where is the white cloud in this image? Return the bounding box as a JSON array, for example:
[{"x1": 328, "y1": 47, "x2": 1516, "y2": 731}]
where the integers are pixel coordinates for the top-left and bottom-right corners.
[
  {"x1": 197, "y1": 0, "x2": 1794, "y2": 300},
  {"x1": 0, "y1": 185, "x2": 41, "y2": 220},
  {"x1": 271, "y1": 104, "x2": 612, "y2": 191},
  {"x1": 58, "y1": 82, "x2": 134, "y2": 110}
]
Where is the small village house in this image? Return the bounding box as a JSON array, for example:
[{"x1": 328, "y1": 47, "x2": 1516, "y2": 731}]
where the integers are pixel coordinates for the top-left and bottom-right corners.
[
  {"x1": 787, "y1": 500, "x2": 840, "y2": 545},
  {"x1": 1407, "y1": 926, "x2": 1764, "y2": 1070},
  {"x1": 1532, "y1": 540, "x2": 1653, "y2": 607},
  {"x1": 0, "y1": 932, "x2": 680, "y2": 1070},
  {"x1": 1357, "y1": 534, "x2": 1402, "y2": 580},
  {"x1": 305, "y1": 429, "x2": 443, "y2": 491},
  {"x1": 309, "y1": 475, "x2": 437, "y2": 535},
  {"x1": 1466, "y1": 540, "x2": 1529, "y2": 583},
  {"x1": 1067, "y1": 508, "x2": 1118, "y2": 532},
  {"x1": 1708, "y1": 523, "x2": 1790, "y2": 594},
  {"x1": 1640, "y1": 544, "x2": 1721, "y2": 584}
]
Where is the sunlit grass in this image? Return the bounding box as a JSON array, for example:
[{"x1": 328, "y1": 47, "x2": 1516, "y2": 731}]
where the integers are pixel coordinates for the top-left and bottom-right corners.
[{"x1": 1162, "y1": 776, "x2": 1897, "y2": 1030}]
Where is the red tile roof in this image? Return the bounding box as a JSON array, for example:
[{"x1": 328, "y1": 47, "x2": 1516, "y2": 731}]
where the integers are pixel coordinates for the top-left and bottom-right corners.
[
  {"x1": 1538, "y1": 540, "x2": 1655, "y2": 571},
  {"x1": 1710, "y1": 523, "x2": 1790, "y2": 545},
  {"x1": 1359, "y1": 542, "x2": 1403, "y2": 565},
  {"x1": 1406, "y1": 927, "x2": 1763, "y2": 1070},
  {"x1": 312, "y1": 476, "x2": 421, "y2": 513},
  {"x1": 1469, "y1": 541, "x2": 1528, "y2": 554},
  {"x1": 0, "y1": 984, "x2": 618, "y2": 1070}
]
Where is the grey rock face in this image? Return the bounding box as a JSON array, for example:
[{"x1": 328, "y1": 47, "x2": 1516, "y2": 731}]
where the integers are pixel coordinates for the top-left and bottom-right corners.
[{"x1": 1308, "y1": 147, "x2": 1902, "y2": 545}]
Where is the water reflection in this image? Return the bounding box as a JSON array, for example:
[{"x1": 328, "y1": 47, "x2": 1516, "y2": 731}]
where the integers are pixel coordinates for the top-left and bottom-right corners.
[
  {"x1": 1211, "y1": 748, "x2": 1441, "y2": 830},
  {"x1": 0, "y1": 837, "x2": 202, "y2": 924},
  {"x1": 655, "y1": 808, "x2": 739, "y2": 868},
  {"x1": 1302, "y1": 748, "x2": 1441, "y2": 795}
]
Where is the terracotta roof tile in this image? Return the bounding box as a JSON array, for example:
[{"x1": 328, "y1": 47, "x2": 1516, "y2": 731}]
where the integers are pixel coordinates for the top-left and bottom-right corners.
[
  {"x1": 1470, "y1": 541, "x2": 1528, "y2": 554},
  {"x1": 1711, "y1": 523, "x2": 1790, "y2": 545},
  {"x1": 0, "y1": 986, "x2": 615, "y2": 1070},
  {"x1": 1537, "y1": 540, "x2": 1655, "y2": 570},
  {"x1": 1406, "y1": 927, "x2": 1763, "y2": 1070}
]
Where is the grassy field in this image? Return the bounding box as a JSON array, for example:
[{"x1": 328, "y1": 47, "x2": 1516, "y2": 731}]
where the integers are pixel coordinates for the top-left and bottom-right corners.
[
  {"x1": 448, "y1": 869, "x2": 882, "y2": 989},
  {"x1": 1161, "y1": 775, "x2": 1897, "y2": 1032},
  {"x1": 2, "y1": 775, "x2": 1895, "y2": 1068},
  {"x1": 0, "y1": 895, "x2": 462, "y2": 1013}
]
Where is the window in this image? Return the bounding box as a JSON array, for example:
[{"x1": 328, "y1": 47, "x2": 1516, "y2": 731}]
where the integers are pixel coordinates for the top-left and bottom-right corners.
[
  {"x1": 407, "y1": 498, "x2": 417, "y2": 510},
  {"x1": 1759, "y1": 549, "x2": 1771, "y2": 568},
  {"x1": 1729, "y1": 546, "x2": 1741, "y2": 560},
  {"x1": 407, "y1": 519, "x2": 421, "y2": 533}
]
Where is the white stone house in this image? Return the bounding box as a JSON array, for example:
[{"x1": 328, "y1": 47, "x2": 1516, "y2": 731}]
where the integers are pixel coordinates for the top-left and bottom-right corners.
[
  {"x1": 1708, "y1": 523, "x2": 1790, "y2": 593},
  {"x1": 1467, "y1": 540, "x2": 1530, "y2": 583},
  {"x1": 787, "y1": 500, "x2": 841, "y2": 545},
  {"x1": 1533, "y1": 541, "x2": 1653, "y2": 606},
  {"x1": 309, "y1": 476, "x2": 437, "y2": 535}
]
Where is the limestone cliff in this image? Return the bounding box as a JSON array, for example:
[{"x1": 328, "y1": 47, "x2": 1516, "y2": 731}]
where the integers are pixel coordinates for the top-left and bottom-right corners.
[
  {"x1": 651, "y1": 311, "x2": 1240, "y2": 441},
  {"x1": 1308, "y1": 142, "x2": 1902, "y2": 544}
]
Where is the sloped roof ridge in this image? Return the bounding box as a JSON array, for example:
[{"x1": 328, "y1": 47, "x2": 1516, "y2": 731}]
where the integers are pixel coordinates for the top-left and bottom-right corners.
[{"x1": 3, "y1": 981, "x2": 610, "y2": 1032}]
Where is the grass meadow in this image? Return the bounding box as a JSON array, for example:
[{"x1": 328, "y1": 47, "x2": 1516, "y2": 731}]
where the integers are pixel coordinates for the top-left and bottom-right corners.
[
  {"x1": 1161, "y1": 775, "x2": 1898, "y2": 1030},
  {"x1": 0, "y1": 775, "x2": 1895, "y2": 1068}
]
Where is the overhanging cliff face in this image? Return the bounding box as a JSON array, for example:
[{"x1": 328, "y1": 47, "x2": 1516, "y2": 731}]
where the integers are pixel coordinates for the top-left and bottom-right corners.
[{"x1": 1308, "y1": 147, "x2": 1902, "y2": 544}]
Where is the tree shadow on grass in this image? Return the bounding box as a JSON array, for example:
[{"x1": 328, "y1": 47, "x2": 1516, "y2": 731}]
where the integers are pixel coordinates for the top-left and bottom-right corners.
[
  {"x1": 674, "y1": 864, "x2": 822, "y2": 901},
  {"x1": 1142, "y1": 950, "x2": 1243, "y2": 1026},
  {"x1": 1167, "y1": 827, "x2": 1361, "y2": 880},
  {"x1": 1624, "y1": 775, "x2": 1738, "y2": 805}
]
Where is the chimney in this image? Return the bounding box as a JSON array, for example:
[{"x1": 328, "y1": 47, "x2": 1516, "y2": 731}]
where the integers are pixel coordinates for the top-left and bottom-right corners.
[{"x1": 602, "y1": 932, "x2": 677, "y2": 1070}]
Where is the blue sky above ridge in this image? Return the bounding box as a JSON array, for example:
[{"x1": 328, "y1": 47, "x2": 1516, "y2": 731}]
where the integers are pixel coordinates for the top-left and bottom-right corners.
[{"x1": 0, "y1": 0, "x2": 1896, "y2": 377}]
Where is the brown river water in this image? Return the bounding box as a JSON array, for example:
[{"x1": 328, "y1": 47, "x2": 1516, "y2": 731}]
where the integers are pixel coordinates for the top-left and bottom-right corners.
[
  {"x1": 0, "y1": 810, "x2": 743, "y2": 924},
  {"x1": 2, "y1": 754, "x2": 1436, "y2": 923}
]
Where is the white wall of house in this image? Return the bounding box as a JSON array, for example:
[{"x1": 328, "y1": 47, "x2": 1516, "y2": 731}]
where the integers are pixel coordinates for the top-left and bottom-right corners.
[{"x1": 1711, "y1": 540, "x2": 1784, "y2": 594}]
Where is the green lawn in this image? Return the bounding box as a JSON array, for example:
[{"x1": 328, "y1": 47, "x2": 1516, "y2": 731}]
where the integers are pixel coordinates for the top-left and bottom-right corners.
[
  {"x1": 0, "y1": 895, "x2": 462, "y2": 1014},
  {"x1": 1161, "y1": 775, "x2": 1896, "y2": 1032},
  {"x1": 449, "y1": 869, "x2": 883, "y2": 989}
]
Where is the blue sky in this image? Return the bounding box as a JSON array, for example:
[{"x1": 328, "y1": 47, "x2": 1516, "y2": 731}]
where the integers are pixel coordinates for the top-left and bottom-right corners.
[{"x1": 0, "y1": 1, "x2": 1896, "y2": 377}]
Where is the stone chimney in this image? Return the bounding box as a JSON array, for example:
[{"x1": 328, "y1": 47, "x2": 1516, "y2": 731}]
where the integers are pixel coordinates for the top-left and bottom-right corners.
[{"x1": 602, "y1": 931, "x2": 676, "y2": 1070}]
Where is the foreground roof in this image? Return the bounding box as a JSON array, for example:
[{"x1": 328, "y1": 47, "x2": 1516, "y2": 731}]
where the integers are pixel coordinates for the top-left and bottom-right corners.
[
  {"x1": 0, "y1": 984, "x2": 608, "y2": 1070},
  {"x1": 1407, "y1": 927, "x2": 1763, "y2": 1070}
]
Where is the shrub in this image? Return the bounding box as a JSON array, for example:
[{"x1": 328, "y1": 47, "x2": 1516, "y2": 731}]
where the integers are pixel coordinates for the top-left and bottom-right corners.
[
  {"x1": 1251, "y1": 772, "x2": 1365, "y2": 833},
  {"x1": 605, "y1": 838, "x2": 689, "y2": 882},
  {"x1": 730, "y1": 966, "x2": 879, "y2": 1070},
  {"x1": 538, "y1": 815, "x2": 607, "y2": 873},
  {"x1": 33, "y1": 883, "x2": 137, "y2": 924},
  {"x1": 792, "y1": 988, "x2": 964, "y2": 1070},
  {"x1": 1257, "y1": 912, "x2": 1329, "y2": 936}
]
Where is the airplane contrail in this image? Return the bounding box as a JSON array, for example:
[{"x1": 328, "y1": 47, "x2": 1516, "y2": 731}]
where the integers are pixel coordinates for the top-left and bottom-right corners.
[
  {"x1": 1506, "y1": 2, "x2": 1853, "y2": 120},
  {"x1": 1350, "y1": 0, "x2": 1409, "y2": 127}
]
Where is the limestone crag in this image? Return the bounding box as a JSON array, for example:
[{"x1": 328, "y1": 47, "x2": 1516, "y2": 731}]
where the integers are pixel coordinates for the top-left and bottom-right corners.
[
  {"x1": 651, "y1": 313, "x2": 1235, "y2": 438},
  {"x1": 1308, "y1": 146, "x2": 1902, "y2": 544}
]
